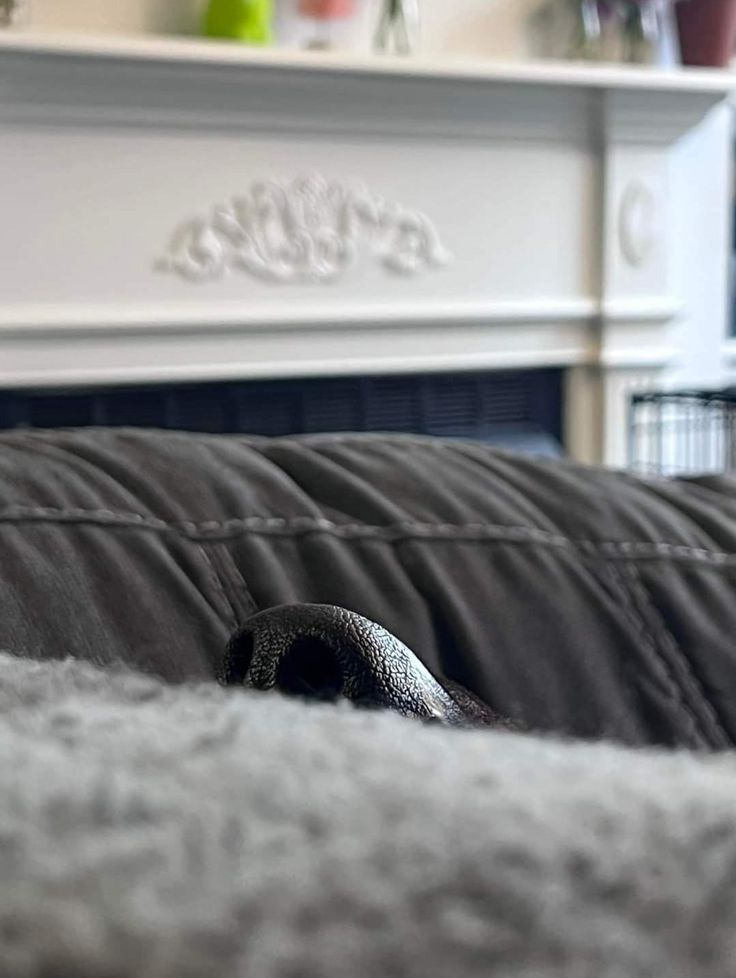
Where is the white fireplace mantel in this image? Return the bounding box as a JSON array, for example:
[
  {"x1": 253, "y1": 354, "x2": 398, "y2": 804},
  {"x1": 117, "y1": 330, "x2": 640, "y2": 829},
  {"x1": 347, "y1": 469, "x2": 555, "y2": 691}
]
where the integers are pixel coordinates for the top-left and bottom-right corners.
[{"x1": 0, "y1": 32, "x2": 733, "y2": 464}]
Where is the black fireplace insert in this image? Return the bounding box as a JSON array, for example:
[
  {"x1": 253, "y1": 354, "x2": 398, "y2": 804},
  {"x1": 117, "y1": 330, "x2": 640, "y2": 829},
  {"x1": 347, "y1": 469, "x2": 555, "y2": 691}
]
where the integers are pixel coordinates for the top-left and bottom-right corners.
[{"x1": 0, "y1": 368, "x2": 564, "y2": 456}]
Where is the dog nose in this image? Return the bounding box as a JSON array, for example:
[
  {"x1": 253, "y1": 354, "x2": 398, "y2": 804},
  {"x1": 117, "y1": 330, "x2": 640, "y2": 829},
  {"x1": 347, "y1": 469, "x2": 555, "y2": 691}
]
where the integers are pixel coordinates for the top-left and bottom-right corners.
[{"x1": 220, "y1": 603, "x2": 468, "y2": 725}]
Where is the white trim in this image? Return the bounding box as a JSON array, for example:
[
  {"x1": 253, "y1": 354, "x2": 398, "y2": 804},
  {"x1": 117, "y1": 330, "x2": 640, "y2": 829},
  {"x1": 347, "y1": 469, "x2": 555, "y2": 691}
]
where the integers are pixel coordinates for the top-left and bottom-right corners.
[
  {"x1": 599, "y1": 307, "x2": 680, "y2": 369},
  {"x1": 0, "y1": 311, "x2": 678, "y2": 389},
  {"x1": 598, "y1": 345, "x2": 679, "y2": 369},
  {"x1": 602, "y1": 296, "x2": 682, "y2": 324},
  {"x1": 0, "y1": 295, "x2": 680, "y2": 388},
  {"x1": 0, "y1": 295, "x2": 684, "y2": 336},
  {"x1": 0, "y1": 354, "x2": 587, "y2": 390},
  {"x1": 0, "y1": 31, "x2": 733, "y2": 95},
  {"x1": 0, "y1": 298, "x2": 598, "y2": 335},
  {"x1": 0, "y1": 31, "x2": 728, "y2": 144},
  {"x1": 722, "y1": 338, "x2": 736, "y2": 370},
  {"x1": 564, "y1": 365, "x2": 603, "y2": 465},
  {"x1": 0, "y1": 318, "x2": 595, "y2": 388}
]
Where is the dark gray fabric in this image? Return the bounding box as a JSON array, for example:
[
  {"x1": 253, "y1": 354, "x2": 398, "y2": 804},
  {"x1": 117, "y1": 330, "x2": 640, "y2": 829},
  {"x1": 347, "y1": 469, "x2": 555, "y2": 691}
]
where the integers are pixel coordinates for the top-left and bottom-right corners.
[{"x1": 1, "y1": 427, "x2": 735, "y2": 748}]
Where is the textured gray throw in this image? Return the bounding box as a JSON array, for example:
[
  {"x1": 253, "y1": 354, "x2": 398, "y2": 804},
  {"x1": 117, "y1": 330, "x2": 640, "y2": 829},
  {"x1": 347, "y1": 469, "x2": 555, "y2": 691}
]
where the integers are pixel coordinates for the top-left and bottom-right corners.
[{"x1": 1, "y1": 653, "x2": 736, "y2": 978}]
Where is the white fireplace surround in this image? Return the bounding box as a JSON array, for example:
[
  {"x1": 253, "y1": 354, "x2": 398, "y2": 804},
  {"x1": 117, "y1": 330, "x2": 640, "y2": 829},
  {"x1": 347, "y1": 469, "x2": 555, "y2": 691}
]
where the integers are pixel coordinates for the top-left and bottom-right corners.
[{"x1": 0, "y1": 32, "x2": 733, "y2": 465}]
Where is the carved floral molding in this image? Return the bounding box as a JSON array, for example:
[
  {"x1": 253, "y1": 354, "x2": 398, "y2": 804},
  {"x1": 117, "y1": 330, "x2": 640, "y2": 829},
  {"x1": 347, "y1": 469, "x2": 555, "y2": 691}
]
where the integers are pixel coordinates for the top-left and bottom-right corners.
[{"x1": 156, "y1": 174, "x2": 451, "y2": 284}]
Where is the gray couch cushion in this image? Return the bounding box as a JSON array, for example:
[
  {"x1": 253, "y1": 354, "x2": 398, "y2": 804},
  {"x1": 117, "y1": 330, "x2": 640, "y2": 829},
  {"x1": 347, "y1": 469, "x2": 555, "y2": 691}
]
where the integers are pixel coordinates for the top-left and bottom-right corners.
[{"x1": 1, "y1": 428, "x2": 736, "y2": 747}]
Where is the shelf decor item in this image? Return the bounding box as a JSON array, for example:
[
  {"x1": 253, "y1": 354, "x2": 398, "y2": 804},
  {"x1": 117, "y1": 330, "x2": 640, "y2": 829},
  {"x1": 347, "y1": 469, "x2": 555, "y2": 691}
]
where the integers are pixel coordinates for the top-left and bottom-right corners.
[
  {"x1": 620, "y1": 0, "x2": 663, "y2": 62},
  {"x1": 569, "y1": 0, "x2": 605, "y2": 58},
  {"x1": 374, "y1": 0, "x2": 420, "y2": 55},
  {"x1": 203, "y1": 0, "x2": 273, "y2": 45},
  {"x1": 676, "y1": 0, "x2": 736, "y2": 67},
  {"x1": 566, "y1": 0, "x2": 673, "y2": 64},
  {"x1": 0, "y1": 0, "x2": 29, "y2": 27},
  {"x1": 298, "y1": 0, "x2": 356, "y2": 50}
]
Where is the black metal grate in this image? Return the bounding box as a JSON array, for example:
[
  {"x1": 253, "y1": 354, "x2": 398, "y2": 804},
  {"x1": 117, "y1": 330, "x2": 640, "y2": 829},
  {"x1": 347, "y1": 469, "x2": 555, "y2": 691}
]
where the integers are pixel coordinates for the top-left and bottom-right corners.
[
  {"x1": 629, "y1": 389, "x2": 736, "y2": 476},
  {"x1": 0, "y1": 369, "x2": 563, "y2": 454}
]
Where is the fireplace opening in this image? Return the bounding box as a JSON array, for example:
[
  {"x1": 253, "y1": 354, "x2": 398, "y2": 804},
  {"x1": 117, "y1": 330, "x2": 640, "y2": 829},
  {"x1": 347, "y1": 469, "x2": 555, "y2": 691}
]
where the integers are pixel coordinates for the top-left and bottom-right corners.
[{"x1": 0, "y1": 368, "x2": 563, "y2": 456}]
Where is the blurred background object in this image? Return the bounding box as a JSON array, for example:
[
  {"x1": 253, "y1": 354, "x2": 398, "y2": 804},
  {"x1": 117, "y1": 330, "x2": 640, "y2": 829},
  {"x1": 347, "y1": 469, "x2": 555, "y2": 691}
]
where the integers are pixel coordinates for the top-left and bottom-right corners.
[
  {"x1": 203, "y1": 0, "x2": 273, "y2": 43},
  {"x1": 24, "y1": 0, "x2": 694, "y2": 62},
  {"x1": 374, "y1": 0, "x2": 420, "y2": 54},
  {"x1": 630, "y1": 390, "x2": 736, "y2": 475},
  {"x1": 620, "y1": 0, "x2": 662, "y2": 63},
  {"x1": 530, "y1": 0, "x2": 681, "y2": 63},
  {"x1": 676, "y1": 0, "x2": 736, "y2": 67},
  {"x1": 0, "y1": 0, "x2": 29, "y2": 27},
  {"x1": 298, "y1": 0, "x2": 357, "y2": 50},
  {"x1": 17, "y1": 0, "x2": 545, "y2": 60}
]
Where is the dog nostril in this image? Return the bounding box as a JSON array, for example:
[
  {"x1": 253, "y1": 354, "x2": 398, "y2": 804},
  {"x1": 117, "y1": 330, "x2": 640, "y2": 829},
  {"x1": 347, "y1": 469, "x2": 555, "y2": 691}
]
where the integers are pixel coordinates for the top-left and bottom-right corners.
[{"x1": 276, "y1": 636, "x2": 344, "y2": 701}]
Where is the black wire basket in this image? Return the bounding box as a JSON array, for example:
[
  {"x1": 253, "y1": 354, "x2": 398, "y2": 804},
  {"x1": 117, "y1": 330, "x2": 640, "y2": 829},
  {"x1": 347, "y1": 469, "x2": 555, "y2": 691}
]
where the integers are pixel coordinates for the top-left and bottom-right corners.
[{"x1": 629, "y1": 389, "x2": 736, "y2": 476}]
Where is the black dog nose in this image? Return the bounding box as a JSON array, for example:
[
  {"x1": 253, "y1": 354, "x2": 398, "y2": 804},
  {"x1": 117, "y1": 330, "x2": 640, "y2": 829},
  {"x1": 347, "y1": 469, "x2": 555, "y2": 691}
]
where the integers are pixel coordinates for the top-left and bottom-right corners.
[{"x1": 220, "y1": 604, "x2": 470, "y2": 725}]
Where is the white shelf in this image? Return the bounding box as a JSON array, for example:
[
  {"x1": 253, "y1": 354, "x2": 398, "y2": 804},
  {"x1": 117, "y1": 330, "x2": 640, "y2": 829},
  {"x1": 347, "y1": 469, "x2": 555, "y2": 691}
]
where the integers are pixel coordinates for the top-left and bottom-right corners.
[{"x1": 0, "y1": 28, "x2": 734, "y2": 95}]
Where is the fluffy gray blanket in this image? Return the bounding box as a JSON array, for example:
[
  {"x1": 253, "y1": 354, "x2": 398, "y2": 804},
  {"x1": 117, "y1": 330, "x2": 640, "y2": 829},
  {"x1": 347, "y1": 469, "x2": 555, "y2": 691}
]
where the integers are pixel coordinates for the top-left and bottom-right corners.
[{"x1": 1, "y1": 653, "x2": 736, "y2": 978}]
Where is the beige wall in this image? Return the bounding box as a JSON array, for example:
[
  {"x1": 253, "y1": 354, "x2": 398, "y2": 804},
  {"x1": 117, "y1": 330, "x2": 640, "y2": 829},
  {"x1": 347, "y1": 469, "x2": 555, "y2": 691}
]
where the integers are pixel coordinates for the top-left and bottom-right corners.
[
  {"x1": 31, "y1": 0, "x2": 202, "y2": 35},
  {"x1": 28, "y1": 0, "x2": 541, "y2": 58}
]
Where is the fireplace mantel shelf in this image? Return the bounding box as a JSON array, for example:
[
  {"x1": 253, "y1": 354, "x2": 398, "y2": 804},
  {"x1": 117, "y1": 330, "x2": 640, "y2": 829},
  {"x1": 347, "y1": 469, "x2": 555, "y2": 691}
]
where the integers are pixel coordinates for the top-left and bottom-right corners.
[
  {"x1": 0, "y1": 28, "x2": 733, "y2": 468},
  {"x1": 1, "y1": 29, "x2": 733, "y2": 95}
]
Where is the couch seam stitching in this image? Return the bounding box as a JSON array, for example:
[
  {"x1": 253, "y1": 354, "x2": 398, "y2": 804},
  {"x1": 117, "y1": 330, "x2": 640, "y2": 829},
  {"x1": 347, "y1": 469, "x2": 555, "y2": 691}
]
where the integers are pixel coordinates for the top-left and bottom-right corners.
[
  {"x1": 209, "y1": 541, "x2": 259, "y2": 620},
  {"x1": 604, "y1": 562, "x2": 711, "y2": 746},
  {"x1": 2, "y1": 505, "x2": 736, "y2": 565},
  {"x1": 621, "y1": 562, "x2": 731, "y2": 747},
  {"x1": 196, "y1": 543, "x2": 238, "y2": 633}
]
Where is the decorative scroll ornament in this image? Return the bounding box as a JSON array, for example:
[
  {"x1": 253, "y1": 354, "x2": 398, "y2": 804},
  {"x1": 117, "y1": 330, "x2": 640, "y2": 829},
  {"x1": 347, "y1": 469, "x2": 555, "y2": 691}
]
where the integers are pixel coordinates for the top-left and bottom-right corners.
[
  {"x1": 156, "y1": 174, "x2": 451, "y2": 284},
  {"x1": 619, "y1": 180, "x2": 658, "y2": 268}
]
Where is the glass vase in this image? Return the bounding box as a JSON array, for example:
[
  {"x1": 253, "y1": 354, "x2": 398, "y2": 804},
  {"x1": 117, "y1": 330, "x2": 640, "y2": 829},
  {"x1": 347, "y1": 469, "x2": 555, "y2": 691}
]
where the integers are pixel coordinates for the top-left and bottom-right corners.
[
  {"x1": 568, "y1": 0, "x2": 603, "y2": 59},
  {"x1": 622, "y1": 0, "x2": 661, "y2": 64},
  {"x1": 374, "y1": 0, "x2": 420, "y2": 56}
]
